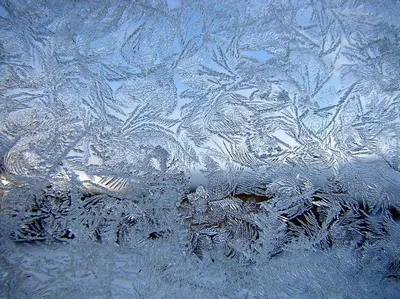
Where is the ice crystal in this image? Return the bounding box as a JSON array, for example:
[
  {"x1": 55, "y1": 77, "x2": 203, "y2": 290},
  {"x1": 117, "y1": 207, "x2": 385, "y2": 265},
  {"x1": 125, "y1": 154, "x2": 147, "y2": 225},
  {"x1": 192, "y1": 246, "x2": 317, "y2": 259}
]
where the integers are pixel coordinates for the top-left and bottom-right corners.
[{"x1": 0, "y1": 0, "x2": 399, "y2": 298}]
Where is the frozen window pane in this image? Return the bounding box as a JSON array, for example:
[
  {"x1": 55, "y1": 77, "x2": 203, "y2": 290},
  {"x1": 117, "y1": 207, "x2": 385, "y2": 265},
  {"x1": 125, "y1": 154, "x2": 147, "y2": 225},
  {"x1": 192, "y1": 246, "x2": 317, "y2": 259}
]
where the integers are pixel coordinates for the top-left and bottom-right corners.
[{"x1": 0, "y1": 0, "x2": 399, "y2": 297}]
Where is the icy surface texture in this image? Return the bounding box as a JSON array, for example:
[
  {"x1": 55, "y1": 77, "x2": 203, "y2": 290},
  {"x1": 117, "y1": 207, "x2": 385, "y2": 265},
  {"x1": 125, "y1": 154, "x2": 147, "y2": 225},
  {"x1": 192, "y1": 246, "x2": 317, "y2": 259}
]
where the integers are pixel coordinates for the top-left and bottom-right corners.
[{"x1": 0, "y1": 0, "x2": 400, "y2": 298}]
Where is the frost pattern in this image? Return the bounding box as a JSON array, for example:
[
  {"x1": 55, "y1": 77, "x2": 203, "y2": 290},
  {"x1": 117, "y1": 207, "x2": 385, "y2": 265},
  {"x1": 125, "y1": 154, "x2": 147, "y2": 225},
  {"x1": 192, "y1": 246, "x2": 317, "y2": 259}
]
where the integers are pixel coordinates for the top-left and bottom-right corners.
[{"x1": 0, "y1": 0, "x2": 400, "y2": 298}]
